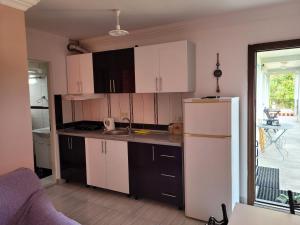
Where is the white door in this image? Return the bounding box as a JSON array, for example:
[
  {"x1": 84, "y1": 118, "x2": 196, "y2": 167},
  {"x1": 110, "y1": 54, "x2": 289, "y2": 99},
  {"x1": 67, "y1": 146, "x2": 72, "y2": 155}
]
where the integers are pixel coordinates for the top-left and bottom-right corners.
[
  {"x1": 85, "y1": 138, "x2": 106, "y2": 188},
  {"x1": 159, "y1": 41, "x2": 189, "y2": 92},
  {"x1": 79, "y1": 53, "x2": 94, "y2": 94},
  {"x1": 105, "y1": 140, "x2": 129, "y2": 194},
  {"x1": 184, "y1": 135, "x2": 231, "y2": 220},
  {"x1": 184, "y1": 102, "x2": 231, "y2": 136},
  {"x1": 66, "y1": 54, "x2": 81, "y2": 94},
  {"x1": 134, "y1": 45, "x2": 159, "y2": 93}
]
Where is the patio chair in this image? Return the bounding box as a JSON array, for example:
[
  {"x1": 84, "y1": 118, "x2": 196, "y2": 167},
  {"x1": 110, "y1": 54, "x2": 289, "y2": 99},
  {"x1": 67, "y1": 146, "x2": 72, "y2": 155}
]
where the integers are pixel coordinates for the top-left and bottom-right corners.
[
  {"x1": 288, "y1": 190, "x2": 300, "y2": 214},
  {"x1": 206, "y1": 204, "x2": 228, "y2": 225}
]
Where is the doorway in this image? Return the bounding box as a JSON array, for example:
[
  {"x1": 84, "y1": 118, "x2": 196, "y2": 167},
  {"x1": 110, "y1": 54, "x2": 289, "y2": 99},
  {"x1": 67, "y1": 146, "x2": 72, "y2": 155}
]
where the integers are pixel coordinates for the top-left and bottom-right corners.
[
  {"x1": 248, "y1": 39, "x2": 300, "y2": 207},
  {"x1": 28, "y1": 59, "x2": 53, "y2": 186}
]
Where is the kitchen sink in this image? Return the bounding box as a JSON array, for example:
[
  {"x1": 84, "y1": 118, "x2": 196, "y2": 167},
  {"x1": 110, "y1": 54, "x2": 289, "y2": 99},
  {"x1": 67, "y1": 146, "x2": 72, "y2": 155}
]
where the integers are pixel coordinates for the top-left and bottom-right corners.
[{"x1": 102, "y1": 128, "x2": 130, "y2": 136}]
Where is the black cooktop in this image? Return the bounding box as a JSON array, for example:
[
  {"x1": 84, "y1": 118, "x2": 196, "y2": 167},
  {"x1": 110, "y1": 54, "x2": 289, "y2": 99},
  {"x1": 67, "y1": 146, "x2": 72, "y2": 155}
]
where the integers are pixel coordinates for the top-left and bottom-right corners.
[
  {"x1": 64, "y1": 121, "x2": 103, "y2": 131},
  {"x1": 73, "y1": 124, "x2": 102, "y2": 131}
]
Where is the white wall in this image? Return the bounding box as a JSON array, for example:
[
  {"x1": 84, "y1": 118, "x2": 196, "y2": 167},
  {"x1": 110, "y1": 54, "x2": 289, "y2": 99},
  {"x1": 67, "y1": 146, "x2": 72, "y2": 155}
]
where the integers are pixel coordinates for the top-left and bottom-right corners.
[
  {"x1": 29, "y1": 75, "x2": 50, "y2": 130},
  {"x1": 81, "y1": 1, "x2": 300, "y2": 203},
  {"x1": 26, "y1": 28, "x2": 69, "y2": 179}
]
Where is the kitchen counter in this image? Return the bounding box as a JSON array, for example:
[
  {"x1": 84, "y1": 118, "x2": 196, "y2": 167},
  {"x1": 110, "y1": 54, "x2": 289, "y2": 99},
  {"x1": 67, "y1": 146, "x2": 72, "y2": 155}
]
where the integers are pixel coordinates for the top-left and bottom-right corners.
[{"x1": 57, "y1": 128, "x2": 182, "y2": 147}]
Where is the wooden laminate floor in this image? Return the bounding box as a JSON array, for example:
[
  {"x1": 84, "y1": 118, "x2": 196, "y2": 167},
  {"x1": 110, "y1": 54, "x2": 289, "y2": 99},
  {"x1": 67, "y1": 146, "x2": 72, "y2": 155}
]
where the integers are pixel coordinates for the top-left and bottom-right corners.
[{"x1": 45, "y1": 183, "x2": 204, "y2": 225}]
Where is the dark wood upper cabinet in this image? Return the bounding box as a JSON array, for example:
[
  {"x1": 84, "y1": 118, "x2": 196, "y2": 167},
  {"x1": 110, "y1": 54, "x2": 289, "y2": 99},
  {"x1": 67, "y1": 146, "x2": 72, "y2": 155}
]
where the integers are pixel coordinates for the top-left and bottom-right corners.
[{"x1": 93, "y1": 48, "x2": 135, "y2": 93}]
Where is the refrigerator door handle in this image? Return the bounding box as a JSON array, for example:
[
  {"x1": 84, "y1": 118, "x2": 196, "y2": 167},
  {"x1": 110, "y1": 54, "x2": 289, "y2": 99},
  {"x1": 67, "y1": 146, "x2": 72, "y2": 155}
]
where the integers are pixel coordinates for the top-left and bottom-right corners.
[{"x1": 184, "y1": 133, "x2": 231, "y2": 138}]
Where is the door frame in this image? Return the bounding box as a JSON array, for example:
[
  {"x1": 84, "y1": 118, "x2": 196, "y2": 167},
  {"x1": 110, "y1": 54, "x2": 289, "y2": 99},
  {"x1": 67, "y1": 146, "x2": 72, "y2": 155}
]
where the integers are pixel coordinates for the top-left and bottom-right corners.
[
  {"x1": 29, "y1": 58, "x2": 56, "y2": 185},
  {"x1": 247, "y1": 38, "x2": 300, "y2": 205}
]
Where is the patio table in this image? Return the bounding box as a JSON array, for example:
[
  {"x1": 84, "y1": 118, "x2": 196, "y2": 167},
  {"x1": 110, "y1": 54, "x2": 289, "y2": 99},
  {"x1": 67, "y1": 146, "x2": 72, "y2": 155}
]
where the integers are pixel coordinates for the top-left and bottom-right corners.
[{"x1": 257, "y1": 123, "x2": 294, "y2": 159}]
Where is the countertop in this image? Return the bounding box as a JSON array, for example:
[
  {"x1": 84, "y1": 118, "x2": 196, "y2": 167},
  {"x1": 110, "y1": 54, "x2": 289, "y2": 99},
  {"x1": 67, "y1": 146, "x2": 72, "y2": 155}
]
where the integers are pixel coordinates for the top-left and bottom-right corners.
[{"x1": 56, "y1": 128, "x2": 182, "y2": 147}]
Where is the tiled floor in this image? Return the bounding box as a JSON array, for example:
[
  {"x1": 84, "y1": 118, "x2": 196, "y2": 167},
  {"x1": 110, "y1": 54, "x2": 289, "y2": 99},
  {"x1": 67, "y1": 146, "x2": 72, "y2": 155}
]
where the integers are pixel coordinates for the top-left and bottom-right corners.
[
  {"x1": 258, "y1": 117, "x2": 300, "y2": 192},
  {"x1": 45, "y1": 183, "x2": 204, "y2": 225},
  {"x1": 41, "y1": 175, "x2": 55, "y2": 187}
]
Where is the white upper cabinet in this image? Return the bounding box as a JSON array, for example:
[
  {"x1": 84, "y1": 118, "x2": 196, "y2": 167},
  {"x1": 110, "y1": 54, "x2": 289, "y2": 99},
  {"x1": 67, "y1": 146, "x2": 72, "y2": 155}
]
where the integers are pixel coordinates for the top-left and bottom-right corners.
[
  {"x1": 134, "y1": 45, "x2": 159, "y2": 93},
  {"x1": 66, "y1": 53, "x2": 94, "y2": 94},
  {"x1": 134, "y1": 40, "x2": 195, "y2": 93}
]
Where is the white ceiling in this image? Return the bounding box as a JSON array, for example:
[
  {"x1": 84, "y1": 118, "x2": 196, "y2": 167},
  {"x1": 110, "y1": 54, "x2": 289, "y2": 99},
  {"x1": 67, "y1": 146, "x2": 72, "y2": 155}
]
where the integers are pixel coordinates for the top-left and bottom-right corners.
[
  {"x1": 25, "y1": 0, "x2": 293, "y2": 39},
  {"x1": 258, "y1": 48, "x2": 300, "y2": 73}
]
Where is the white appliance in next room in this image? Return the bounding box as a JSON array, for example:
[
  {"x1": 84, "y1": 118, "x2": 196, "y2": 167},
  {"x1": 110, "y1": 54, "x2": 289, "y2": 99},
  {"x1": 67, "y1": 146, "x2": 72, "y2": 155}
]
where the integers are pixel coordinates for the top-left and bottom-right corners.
[{"x1": 183, "y1": 97, "x2": 239, "y2": 221}]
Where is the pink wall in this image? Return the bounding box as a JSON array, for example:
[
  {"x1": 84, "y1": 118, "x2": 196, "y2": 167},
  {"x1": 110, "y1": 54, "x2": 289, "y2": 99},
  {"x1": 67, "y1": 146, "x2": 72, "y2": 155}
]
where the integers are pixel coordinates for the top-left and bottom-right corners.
[
  {"x1": 0, "y1": 4, "x2": 34, "y2": 174},
  {"x1": 80, "y1": 1, "x2": 300, "y2": 202}
]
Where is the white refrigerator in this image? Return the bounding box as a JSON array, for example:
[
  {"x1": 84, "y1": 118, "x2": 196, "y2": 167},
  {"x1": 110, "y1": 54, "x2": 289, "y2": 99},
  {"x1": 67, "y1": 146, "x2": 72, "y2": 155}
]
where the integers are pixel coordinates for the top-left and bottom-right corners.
[{"x1": 183, "y1": 97, "x2": 239, "y2": 221}]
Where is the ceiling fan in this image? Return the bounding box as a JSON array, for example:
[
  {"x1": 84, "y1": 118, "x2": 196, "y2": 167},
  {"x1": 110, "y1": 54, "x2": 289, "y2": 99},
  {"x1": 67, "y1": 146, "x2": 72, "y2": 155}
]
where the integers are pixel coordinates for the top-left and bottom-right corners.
[
  {"x1": 28, "y1": 8, "x2": 129, "y2": 37},
  {"x1": 108, "y1": 9, "x2": 129, "y2": 37}
]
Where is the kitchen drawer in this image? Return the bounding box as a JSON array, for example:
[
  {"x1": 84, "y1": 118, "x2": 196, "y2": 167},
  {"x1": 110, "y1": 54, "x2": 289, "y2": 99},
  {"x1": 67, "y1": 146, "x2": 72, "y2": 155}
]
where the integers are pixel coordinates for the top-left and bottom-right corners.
[
  {"x1": 156, "y1": 145, "x2": 182, "y2": 163},
  {"x1": 157, "y1": 145, "x2": 182, "y2": 174},
  {"x1": 158, "y1": 165, "x2": 180, "y2": 178},
  {"x1": 128, "y1": 142, "x2": 183, "y2": 208},
  {"x1": 158, "y1": 176, "x2": 182, "y2": 206},
  {"x1": 159, "y1": 173, "x2": 180, "y2": 191}
]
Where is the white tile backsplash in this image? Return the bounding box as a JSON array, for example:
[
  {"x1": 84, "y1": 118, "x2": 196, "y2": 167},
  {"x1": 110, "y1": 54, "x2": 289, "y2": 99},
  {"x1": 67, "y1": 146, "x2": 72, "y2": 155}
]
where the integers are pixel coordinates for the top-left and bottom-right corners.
[
  {"x1": 157, "y1": 93, "x2": 171, "y2": 125},
  {"x1": 29, "y1": 77, "x2": 48, "y2": 107},
  {"x1": 29, "y1": 76, "x2": 50, "y2": 130},
  {"x1": 132, "y1": 94, "x2": 144, "y2": 123},
  {"x1": 142, "y1": 94, "x2": 155, "y2": 124},
  {"x1": 82, "y1": 98, "x2": 103, "y2": 121},
  {"x1": 119, "y1": 94, "x2": 130, "y2": 120},
  {"x1": 63, "y1": 93, "x2": 183, "y2": 125},
  {"x1": 170, "y1": 93, "x2": 183, "y2": 123}
]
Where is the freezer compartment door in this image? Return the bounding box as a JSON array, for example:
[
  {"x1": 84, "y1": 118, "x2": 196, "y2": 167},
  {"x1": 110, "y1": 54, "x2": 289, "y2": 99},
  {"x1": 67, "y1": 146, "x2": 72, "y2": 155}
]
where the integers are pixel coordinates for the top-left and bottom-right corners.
[
  {"x1": 184, "y1": 102, "x2": 231, "y2": 136},
  {"x1": 184, "y1": 135, "x2": 231, "y2": 221}
]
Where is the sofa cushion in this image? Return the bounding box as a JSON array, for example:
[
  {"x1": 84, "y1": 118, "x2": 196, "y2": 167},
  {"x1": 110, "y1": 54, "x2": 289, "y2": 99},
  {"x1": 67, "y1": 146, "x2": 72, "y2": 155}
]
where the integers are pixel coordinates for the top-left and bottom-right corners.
[
  {"x1": 0, "y1": 168, "x2": 41, "y2": 225},
  {"x1": 10, "y1": 189, "x2": 80, "y2": 225}
]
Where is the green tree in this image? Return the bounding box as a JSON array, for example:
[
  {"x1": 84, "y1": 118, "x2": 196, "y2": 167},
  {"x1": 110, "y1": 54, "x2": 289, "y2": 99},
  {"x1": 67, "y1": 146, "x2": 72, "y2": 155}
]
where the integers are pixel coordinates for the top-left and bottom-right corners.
[{"x1": 269, "y1": 73, "x2": 295, "y2": 109}]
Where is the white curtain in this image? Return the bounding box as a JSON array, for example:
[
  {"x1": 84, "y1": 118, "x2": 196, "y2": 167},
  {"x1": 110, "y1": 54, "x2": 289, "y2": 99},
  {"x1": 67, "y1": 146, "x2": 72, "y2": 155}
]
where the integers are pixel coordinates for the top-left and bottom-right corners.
[{"x1": 256, "y1": 64, "x2": 270, "y2": 121}]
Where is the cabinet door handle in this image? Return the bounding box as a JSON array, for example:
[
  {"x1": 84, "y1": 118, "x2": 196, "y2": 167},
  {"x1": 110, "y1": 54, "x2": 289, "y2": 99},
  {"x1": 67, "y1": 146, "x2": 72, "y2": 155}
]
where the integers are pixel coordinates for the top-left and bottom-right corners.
[
  {"x1": 160, "y1": 173, "x2": 176, "y2": 178},
  {"x1": 160, "y1": 154, "x2": 175, "y2": 159},
  {"x1": 67, "y1": 137, "x2": 70, "y2": 149},
  {"x1": 101, "y1": 141, "x2": 104, "y2": 153},
  {"x1": 161, "y1": 193, "x2": 176, "y2": 198},
  {"x1": 70, "y1": 137, "x2": 72, "y2": 150},
  {"x1": 155, "y1": 77, "x2": 158, "y2": 92},
  {"x1": 80, "y1": 81, "x2": 83, "y2": 93},
  {"x1": 152, "y1": 146, "x2": 155, "y2": 161},
  {"x1": 113, "y1": 80, "x2": 116, "y2": 93},
  {"x1": 110, "y1": 80, "x2": 112, "y2": 92},
  {"x1": 105, "y1": 141, "x2": 107, "y2": 154}
]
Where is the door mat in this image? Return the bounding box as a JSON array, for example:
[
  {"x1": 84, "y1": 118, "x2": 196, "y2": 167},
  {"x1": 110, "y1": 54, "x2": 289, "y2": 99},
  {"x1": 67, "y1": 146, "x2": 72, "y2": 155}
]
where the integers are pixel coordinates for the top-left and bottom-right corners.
[{"x1": 256, "y1": 166, "x2": 279, "y2": 189}]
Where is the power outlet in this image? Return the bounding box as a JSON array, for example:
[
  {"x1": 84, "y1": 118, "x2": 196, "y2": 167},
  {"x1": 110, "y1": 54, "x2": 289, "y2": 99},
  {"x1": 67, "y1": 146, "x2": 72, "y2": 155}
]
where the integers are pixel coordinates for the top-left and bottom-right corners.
[{"x1": 120, "y1": 112, "x2": 128, "y2": 118}]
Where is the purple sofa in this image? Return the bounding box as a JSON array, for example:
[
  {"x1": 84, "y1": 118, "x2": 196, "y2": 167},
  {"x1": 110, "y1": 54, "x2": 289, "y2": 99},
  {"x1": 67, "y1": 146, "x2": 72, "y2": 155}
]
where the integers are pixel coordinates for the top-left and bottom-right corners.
[{"x1": 0, "y1": 168, "x2": 80, "y2": 225}]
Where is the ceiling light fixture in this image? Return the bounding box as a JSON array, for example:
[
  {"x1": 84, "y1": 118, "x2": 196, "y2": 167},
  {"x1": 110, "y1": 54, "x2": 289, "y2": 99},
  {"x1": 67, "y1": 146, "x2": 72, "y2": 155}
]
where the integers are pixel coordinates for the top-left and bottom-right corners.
[
  {"x1": 108, "y1": 9, "x2": 129, "y2": 37},
  {"x1": 280, "y1": 61, "x2": 288, "y2": 70}
]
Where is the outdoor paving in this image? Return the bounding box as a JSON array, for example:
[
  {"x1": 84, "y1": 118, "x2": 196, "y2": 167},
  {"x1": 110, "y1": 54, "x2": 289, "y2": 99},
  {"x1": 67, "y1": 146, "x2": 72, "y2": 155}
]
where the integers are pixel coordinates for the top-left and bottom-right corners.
[{"x1": 257, "y1": 116, "x2": 300, "y2": 194}]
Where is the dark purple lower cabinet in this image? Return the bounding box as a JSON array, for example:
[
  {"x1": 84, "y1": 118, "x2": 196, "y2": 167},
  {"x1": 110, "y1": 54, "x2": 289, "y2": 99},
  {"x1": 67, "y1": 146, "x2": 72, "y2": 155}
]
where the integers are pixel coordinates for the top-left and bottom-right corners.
[
  {"x1": 128, "y1": 142, "x2": 183, "y2": 209},
  {"x1": 59, "y1": 135, "x2": 86, "y2": 185}
]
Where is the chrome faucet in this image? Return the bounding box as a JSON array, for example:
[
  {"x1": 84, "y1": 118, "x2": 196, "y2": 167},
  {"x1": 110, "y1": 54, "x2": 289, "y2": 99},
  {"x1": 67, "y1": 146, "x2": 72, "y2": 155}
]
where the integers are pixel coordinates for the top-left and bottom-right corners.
[{"x1": 122, "y1": 117, "x2": 132, "y2": 134}]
